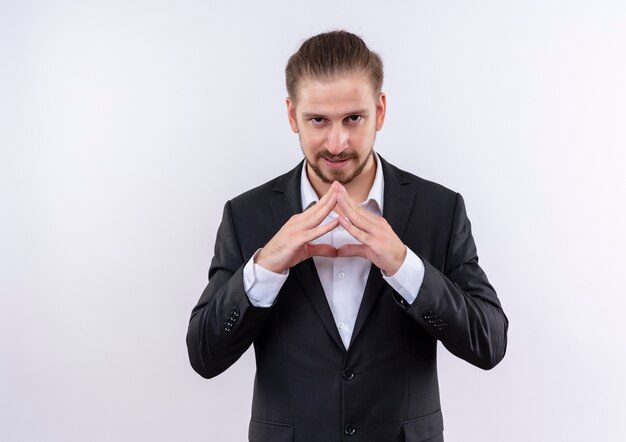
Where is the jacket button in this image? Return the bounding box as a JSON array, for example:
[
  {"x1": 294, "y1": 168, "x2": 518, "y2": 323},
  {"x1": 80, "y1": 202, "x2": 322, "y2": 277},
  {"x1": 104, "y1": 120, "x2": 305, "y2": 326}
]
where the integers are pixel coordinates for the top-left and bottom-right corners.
[
  {"x1": 423, "y1": 310, "x2": 433, "y2": 319},
  {"x1": 344, "y1": 423, "x2": 357, "y2": 436},
  {"x1": 342, "y1": 368, "x2": 355, "y2": 381}
]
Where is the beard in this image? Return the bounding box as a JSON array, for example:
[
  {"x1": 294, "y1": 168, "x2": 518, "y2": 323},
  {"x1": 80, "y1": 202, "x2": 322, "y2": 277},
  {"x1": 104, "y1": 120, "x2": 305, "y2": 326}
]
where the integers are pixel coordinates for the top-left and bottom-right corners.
[{"x1": 301, "y1": 137, "x2": 376, "y2": 185}]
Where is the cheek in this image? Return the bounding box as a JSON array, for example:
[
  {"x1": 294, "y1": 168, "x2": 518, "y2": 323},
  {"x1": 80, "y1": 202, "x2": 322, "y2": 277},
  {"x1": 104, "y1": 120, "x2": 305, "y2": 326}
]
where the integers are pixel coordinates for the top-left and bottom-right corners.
[
  {"x1": 300, "y1": 130, "x2": 326, "y2": 148},
  {"x1": 350, "y1": 128, "x2": 371, "y2": 145}
]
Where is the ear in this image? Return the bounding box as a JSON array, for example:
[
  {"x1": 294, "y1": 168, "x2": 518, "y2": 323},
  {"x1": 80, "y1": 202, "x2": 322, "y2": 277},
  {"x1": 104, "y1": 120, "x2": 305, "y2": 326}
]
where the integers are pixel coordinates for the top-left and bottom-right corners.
[
  {"x1": 286, "y1": 97, "x2": 299, "y2": 133},
  {"x1": 375, "y1": 92, "x2": 387, "y2": 131}
]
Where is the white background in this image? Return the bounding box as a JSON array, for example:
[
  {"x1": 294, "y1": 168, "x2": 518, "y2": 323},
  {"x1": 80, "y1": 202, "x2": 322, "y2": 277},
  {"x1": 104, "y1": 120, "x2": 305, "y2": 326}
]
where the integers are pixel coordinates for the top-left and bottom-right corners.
[{"x1": 2, "y1": 1, "x2": 625, "y2": 441}]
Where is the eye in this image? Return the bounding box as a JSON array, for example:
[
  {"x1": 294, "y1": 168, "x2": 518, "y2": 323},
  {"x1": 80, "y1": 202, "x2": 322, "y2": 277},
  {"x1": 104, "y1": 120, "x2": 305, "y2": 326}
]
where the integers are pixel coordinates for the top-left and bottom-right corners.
[
  {"x1": 309, "y1": 117, "x2": 326, "y2": 126},
  {"x1": 346, "y1": 115, "x2": 363, "y2": 124}
]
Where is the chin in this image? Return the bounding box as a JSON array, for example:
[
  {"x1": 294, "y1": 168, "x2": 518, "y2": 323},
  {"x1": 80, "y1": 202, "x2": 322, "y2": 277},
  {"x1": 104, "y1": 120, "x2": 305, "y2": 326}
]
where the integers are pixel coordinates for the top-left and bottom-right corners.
[
  {"x1": 328, "y1": 170, "x2": 355, "y2": 184},
  {"x1": 316, "y1": 164, "x2": 356, "y2": 184},
  {"x1": 306, "y1": 149, "x2": 372, "y2": 185}
]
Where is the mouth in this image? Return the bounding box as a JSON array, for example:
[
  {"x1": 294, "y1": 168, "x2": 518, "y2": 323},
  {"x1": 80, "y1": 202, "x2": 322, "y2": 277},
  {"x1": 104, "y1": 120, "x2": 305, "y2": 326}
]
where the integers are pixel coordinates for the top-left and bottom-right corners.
[{"x1": 322, "y1": 157, "x2": 350, "y2": 168}]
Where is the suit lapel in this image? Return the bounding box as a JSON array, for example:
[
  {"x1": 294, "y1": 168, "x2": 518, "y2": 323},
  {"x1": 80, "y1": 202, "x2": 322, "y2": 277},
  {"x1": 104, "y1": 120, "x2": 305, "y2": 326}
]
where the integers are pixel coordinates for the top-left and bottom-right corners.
[
  {"x1": 349, "y1": 155, "x2": 416, "y2": 348},
  {"x1": 270, "y1": 161, "x2": 346, "y2": 352}
]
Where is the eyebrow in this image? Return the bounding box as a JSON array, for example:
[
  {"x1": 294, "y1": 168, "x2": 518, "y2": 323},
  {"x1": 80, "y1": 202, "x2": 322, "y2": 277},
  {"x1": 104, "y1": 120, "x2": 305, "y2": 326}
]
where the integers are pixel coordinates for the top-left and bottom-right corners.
[{"x1": 302, "y1": 109, "x2": 369, "y2": 119}]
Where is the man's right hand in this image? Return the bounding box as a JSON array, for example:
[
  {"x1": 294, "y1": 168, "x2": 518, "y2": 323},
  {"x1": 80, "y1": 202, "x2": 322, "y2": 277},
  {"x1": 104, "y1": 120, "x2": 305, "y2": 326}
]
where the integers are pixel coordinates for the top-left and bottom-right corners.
[{"x1": 254, "y1": 181, "x2": 341, "y2": 274}]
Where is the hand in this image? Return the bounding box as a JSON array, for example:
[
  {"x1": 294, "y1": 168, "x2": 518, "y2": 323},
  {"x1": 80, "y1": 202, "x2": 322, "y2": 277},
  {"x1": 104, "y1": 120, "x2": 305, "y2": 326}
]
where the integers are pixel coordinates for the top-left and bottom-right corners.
[
  {"x1": 255, "y1": 181, "x2": 342, "y2": 273},
  {"x1": 336, "y1": 186, "x2": 407, "y2": 276}
]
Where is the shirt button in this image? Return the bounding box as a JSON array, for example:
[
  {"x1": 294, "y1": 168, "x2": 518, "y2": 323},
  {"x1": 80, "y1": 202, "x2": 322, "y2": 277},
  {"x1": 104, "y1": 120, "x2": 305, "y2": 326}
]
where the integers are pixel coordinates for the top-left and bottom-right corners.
[
  {"x1": 338, "y1": 272, "x2": 345, "y2": 279},
  {"x1": 337, "y1": 322, "x2": 344, "y2": 329},
  {"x1": 337, "y1": 225, "x2": 344, "y2": 231}
]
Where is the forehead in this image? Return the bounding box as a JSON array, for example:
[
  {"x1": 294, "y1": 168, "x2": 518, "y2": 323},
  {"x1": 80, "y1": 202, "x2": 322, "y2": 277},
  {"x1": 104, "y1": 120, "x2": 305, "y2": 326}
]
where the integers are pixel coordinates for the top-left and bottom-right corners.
[{"x1": 295, "y1": 73, "x2": 377, "y2": 116}]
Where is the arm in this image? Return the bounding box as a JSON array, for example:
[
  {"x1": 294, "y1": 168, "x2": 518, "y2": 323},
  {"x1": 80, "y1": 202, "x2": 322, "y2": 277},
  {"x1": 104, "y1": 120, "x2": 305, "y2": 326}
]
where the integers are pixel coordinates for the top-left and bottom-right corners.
[
  {"x1": 407, "y1": 193, "x2": 508, "y2": 370},
  {"x1": 186, "y1": 200, "x2": 275, "y2": 379},
  {"x1": 187, "y1": 182, "x2": 343, "y2": 378},
  {"x1": 337, "y1": 188, "x2": 508, "y2": 370}
]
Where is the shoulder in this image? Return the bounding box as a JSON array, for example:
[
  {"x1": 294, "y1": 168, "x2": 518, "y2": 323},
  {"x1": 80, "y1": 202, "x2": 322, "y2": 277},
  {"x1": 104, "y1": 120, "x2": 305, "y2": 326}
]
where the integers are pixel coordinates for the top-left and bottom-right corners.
[{"x1": 379, "y1": 154, "x2": 460, "y2": 205}]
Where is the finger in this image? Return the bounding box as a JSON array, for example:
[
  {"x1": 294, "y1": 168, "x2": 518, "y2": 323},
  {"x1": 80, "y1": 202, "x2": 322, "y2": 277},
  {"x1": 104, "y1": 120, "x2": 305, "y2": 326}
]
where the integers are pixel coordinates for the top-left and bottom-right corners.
[
  {"x1": 338, "y1": 186, "x2": 374, "y2": 215},
  {"x1": 310, "y1": 187, "x2": 339, "y2": 217},
  {"x1": 336, "y1": 191, "x2": 376, "y2": 232},
  {"x1": 337, "y1": 244, "x2": 368, "y2": 258},
  {"x1": 301, "y1": 199, "x2": 337, "y2": 232},
  {"x1": 301, "y1": 181, "x2": 337, "y2": 214},
  {"x1": 314, "y1": 181, "x2": 339, "y2": 206},
  {"x1": 307, "y1": 243, "x2": 338, "y2": 258},
  {"x1": 338, "y1": 215, "x2": 369, "y2": 245},
  {"x1": 324, "y1": 180, "x2": 341, "y2": 197},
  {"x1": 301, "y1": 183, "x2": 340, "y2": 227},
  {"x1": 303, "y1": 217, "x2": 340, "y2": 242},
  {"x1": 338, "y1": 185, "x2": 359, "y2": 209},
  {"x1": 343, "y1": 188, "x2": 379, "y2": 223}
]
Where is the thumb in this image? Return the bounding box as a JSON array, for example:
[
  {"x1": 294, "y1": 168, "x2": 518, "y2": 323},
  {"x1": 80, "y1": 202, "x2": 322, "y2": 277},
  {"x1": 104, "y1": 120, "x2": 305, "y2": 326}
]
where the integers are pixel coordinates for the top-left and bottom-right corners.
[
  {"x1": 337, "y1": 244, "x2": 368, "y2": 258},
  {"x1": 307, "y1": 243, "x2": 339, "y2": 258}
]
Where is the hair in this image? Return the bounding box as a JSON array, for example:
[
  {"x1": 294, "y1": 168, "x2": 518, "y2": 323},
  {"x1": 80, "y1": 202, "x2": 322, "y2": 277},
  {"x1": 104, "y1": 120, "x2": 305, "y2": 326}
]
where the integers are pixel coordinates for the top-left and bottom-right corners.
[{"x1": 285, "y1": 30, "x2": 384, "y2": 101}]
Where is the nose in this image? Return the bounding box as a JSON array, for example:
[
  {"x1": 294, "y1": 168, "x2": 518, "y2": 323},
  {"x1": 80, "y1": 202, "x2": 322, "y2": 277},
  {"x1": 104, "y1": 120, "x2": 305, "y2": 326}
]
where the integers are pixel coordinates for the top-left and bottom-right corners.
[{"x1": 325, "y1": 123, "x2": 348, "y2": 155}]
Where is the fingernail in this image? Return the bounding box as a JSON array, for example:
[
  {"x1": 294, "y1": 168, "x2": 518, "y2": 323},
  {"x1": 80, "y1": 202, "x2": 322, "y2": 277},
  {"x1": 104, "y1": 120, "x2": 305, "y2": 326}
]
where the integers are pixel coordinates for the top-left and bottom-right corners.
[{"x1": 341, "y1": 186, "x2": 346, "y2": 192}]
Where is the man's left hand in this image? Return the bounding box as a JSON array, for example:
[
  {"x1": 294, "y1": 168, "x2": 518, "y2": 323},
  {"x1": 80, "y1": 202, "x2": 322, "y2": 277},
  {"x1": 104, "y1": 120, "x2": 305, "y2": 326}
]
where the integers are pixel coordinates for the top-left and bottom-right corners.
[{"x1": 335, "y1": 186, "x2": 407, "y2": 276}]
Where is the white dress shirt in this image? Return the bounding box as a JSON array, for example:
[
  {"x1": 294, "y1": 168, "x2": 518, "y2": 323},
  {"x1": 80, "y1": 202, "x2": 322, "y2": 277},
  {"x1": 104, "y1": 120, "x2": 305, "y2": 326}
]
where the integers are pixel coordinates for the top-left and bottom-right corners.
[{"x1": 243, "y1": 152, "x2": 425, "y2": 348}]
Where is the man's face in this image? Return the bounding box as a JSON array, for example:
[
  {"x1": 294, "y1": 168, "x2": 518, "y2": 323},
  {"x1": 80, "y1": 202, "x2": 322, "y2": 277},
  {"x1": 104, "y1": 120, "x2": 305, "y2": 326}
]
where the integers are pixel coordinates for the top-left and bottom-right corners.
[{"x1": 286, "y1": 72, "x2": 386, "y2": 185}]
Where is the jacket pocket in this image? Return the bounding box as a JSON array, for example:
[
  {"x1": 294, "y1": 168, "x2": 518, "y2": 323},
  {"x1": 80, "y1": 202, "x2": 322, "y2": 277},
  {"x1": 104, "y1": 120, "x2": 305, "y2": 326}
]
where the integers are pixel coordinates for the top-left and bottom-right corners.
[
  {"x1": 402, "y1": 409, "x2": 444, "y2": 442},
  {"x1": 248, "y1": 418, "x2": 294, "y2": 442}
]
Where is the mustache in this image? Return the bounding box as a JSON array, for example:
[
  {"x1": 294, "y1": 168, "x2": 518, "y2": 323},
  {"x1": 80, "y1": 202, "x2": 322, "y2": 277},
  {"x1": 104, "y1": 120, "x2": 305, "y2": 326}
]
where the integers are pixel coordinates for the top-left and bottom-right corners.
[{"x1": 316, "y1": 150, "x2": 359, "y2": 161}]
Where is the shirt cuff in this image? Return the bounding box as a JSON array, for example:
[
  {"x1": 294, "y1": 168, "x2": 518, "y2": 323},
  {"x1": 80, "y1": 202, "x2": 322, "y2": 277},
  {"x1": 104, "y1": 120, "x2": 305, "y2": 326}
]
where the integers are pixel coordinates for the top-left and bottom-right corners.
[
  {"x1": 243, "y1": 249, "x2": 289, "y2": 308},
  {"x1": 381, "y1": 246, "x2": 425, "y2": 306}
]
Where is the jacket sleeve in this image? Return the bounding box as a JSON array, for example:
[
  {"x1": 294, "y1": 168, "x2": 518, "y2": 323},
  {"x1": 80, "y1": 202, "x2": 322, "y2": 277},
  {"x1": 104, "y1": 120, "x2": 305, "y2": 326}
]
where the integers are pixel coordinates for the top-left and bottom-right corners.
[
  {"x1": 407, "y1": 193, "x2": 509, "y2": 370},
  {"x1": 186, "y1": 200, "x2": 273, "y2": 378}
]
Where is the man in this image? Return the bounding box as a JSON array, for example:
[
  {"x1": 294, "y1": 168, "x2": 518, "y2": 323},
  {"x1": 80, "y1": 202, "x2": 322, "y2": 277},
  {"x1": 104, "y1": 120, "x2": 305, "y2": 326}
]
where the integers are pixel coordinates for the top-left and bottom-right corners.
[{"x1": 187, "y1": 30, "x2": 508, "y2": 442}]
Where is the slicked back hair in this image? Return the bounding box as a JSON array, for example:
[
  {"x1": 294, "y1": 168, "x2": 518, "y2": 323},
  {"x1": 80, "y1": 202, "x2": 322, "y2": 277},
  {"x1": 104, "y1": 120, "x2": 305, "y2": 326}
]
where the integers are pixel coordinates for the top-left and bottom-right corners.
[{"x1": 285, "y1": 30, "x2": 384, "y2": 102}]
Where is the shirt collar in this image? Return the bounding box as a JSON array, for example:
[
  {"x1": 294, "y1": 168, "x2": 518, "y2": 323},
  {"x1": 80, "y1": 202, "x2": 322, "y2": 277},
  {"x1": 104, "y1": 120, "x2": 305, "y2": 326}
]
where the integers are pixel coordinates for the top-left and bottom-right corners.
[{"x1": 300, "y1": 151, "x2": 384, "y2": 215}]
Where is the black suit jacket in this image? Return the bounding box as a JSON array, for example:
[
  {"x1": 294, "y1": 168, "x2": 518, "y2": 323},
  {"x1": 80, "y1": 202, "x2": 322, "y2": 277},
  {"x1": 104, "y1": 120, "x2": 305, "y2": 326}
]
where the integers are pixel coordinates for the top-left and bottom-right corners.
[{"x1": 187, "y1": 155, "x2": 508, "y2": 442}]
